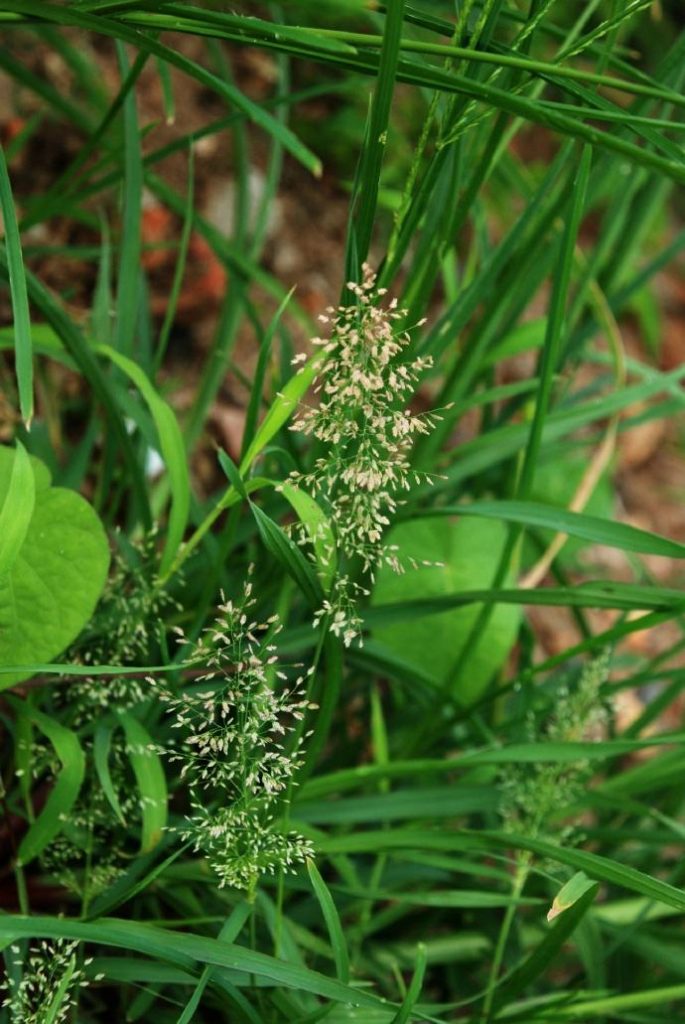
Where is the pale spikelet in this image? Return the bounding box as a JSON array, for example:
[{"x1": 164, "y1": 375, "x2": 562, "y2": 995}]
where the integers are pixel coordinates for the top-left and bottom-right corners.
[
  {"x1": 1, "y1": 940, "x2": 99, "y2": 1023},
  {"x1": 161, "y1": 570, "x2": 315, "y2": 894},
  {"x1": 288, "y1": 264, "x2": 438, "y2": 644}
]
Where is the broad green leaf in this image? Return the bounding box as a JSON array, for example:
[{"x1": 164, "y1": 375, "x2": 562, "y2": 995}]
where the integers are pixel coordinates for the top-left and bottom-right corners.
[
  {"x1": 0, "y1": 441, "x2": 34, "y2": 575},
  {"x1": 8, "y1": 699, "x2": 86, "y2": 865},
  {"x1": 119, "y1": 712, "x2": 168, "y2": 852},
  {"x1": 0, "y1": 447, "x2": 110, "y2": 688},
  {"x1": 371, "y1": 518, "x2": 520, "y2": 703}
]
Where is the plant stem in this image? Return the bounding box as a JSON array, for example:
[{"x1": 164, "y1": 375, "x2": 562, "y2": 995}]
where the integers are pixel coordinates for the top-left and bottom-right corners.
[{"x1": 480, "y1": 855, "x2": 531, "y2": 1022}]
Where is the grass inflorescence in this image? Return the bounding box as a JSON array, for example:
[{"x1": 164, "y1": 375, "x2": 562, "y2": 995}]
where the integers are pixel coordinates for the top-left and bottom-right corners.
[{"x1": 1, "y1": 2, "x2": 685, "y2": 1022}]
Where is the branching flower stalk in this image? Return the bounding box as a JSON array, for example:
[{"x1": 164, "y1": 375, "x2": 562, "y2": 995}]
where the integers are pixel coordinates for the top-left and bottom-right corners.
[
  {"x1": 36, "y1": 535, "x2": 175, "y2": 903},
  {"x1": 480, "y1": 652, "x2": 611, "y2": 1023},
  {"x1": 1, "y1": 940, "x2": 102, "y2": 1024},
  {"x1": 288, "y1": 264, "x2": 440, "y2": 645},
  {"x1": 160, "y1": 573, "x2": 316, "y2": 898}
]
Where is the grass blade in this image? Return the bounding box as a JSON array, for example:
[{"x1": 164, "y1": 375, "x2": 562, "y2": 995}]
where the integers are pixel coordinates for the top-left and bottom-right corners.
[
  {"x1": 428, "y1": 501, "x2": 685, "y2": 560},
  {"x1": 491, "y1": 884, "x2": 599, "y2": 1011},
  {"x1": 391, "y1": 942, "x2": 427, "y2": 1024},
  {"x1": 307, "y1": 858, "x2": 350, "y2": 983},
  {"x1": 93, "y1": 723, "x2": 126, "y2": 826},
  {"x1": 250, "y1": 502, "x2": 323, "y2": 608},
  {"x1": 119, "y1": 711, "x2": 168, "y2": 853},
  {"x1": 98, "y1": 344, "x2": 190, "y2": 576},
  {"x1": 113, "y1": 41, "x2": 142, "y2": 356},
  {"x1": 348, "y1": 0, "x2": 405, "y2": 268},
  {"x1": 176, "y1": 903, "x2": 252, "y2": 1024},
  {"x1": 0, "y1": 142, "x2": 33, "y2": 425},
  {"x1": 0, "y1": 916, "x2": 386, "y2": 1010},
  {"x1": 8, "y1": 699, "x2": 86, "y2": 866}
]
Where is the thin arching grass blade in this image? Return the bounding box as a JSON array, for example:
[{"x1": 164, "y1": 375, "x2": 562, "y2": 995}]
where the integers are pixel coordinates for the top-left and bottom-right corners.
[{"x1": 0, "y1": 143, "x2": 33, "y2": 426}]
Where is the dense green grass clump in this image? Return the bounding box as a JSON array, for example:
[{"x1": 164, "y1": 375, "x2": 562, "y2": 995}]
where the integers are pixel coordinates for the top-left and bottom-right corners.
[{"x1": 1, "y1": 2, "x2": 685, "y2": 1021}]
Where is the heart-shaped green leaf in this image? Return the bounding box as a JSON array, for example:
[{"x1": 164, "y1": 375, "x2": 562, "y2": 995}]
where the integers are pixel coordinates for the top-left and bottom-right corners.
[
  {"x1": 0, "y1": 445, "x2": 110, "y2": 688},
  {"x1": 371, "y1": 517, "x2": 520, "y2": 704}
]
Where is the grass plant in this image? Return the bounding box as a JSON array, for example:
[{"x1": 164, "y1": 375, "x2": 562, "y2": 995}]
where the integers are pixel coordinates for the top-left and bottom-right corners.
[{"x1": 1, "y1": 2, "x2": 685, "y2": 1021}]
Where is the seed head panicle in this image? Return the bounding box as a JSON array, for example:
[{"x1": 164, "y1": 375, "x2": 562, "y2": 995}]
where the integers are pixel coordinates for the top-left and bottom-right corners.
[
  {"x1": 1, "y1": 940, "x2": 99, "y2": 1024},
  {"x1": 500, "y1": 651, "x2": 612, "y2": 839},
  {"x1": 288, "y1": 264, "x2": 439, "y2": 644},
  {"x1": 161, "y1": 571, "x2": 315, "y2": 894}
]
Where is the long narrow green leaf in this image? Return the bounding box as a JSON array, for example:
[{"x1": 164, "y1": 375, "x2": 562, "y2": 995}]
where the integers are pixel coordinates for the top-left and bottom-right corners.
[
  {"x1": 240, "y1": 352, "x2": 323, "y2": 473},
  {"x1": 550, "y1": 984, "x2": 685, "y2": 1017},
  {"x1": 428, "y1": 501, "x2": 685, "y2": 559},
  {"x1": 0, "y1": 143, "x2": 33, "y2": 425},
  {"x1": 391, "y1": 943, "x2": 427, "y2": 1024},
  {"x1": 350, "y1": 0, "x2": 405, "y2": 266},
  {"x1": 176, "y1": 903, "x2": 252, "y2": 1024},
  {"x1": 113, "y1": 41, "x2": 142, "y2": 356},
  {"x1": 299, "y1": 735, "x2": 685, "y2": 800},
  {"x1": 295, "y1": 785, "x2": 498, "y2": 824},
  {"x1": 0, "y1": 2, "x2": 322, "y2": 177},
  {"x1": 279, "y1": 483, "x2": 337, "y2": 591},
  {"x1": 319, "y1": 829, "x2": 685, "y2": 912},
  {"x1": 491, "y1": 885, "x2": 599, "y2": 1010},
  {"x1": 70, "y1": 7, "x2": 685, "y2": 186},
  {"x1": 119, "y1": 712, "x2": 168, "y2": 853},
  {"x1": 365, "y1": 583, "x2": 685, "y2": 625},
  {"x1": 250, "y1": 502, "x2": 322, "y2": 607},
  {"x1": 8, "y1": 699, "x2": 86, "y2": 866},
  {"x1": 0, "y1": 917, "x2": 385, "y2": 1010},
  {"x1": 98, "y1": 345, "x2": 190, "y2": 575},
  {"x1": 43, "y1": 950, "x2": 79, "y2": 1024},
  {"x1": 307, "y1": 859, "x2": 350, "y2": 983},
  {"x1": 93, "y1": 724, "x2": 126, "y2": 826},
  {"x1": 241, "y1": 289, "x2": 294, "y2": 462},
  {"x1": 0, "y1": 252, "x2": 151, "y2": 528}
]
